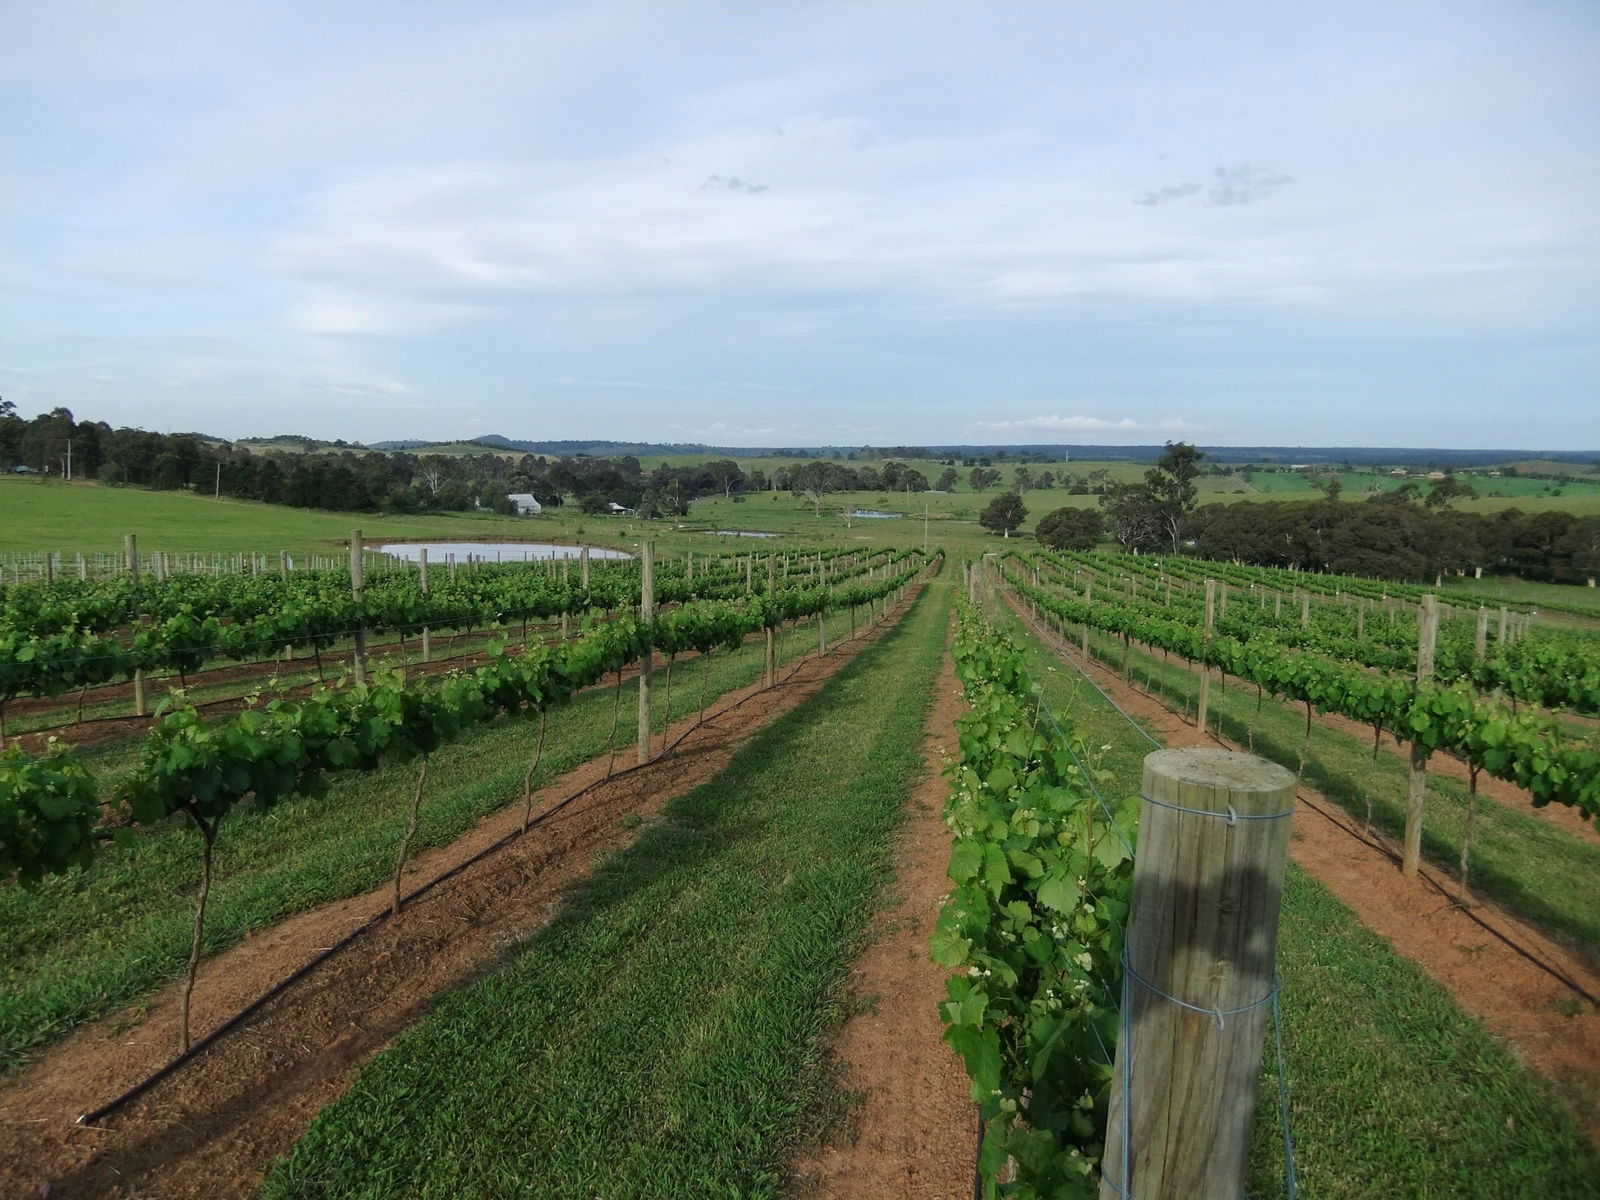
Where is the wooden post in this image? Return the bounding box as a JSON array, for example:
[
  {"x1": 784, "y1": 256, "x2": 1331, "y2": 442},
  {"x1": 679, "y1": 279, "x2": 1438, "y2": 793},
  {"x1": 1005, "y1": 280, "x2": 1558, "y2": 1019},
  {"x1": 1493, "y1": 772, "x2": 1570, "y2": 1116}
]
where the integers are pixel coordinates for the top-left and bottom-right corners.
[
  {"x1": 1197, "y1": 580, "x2": 1216, "y2": 733},
  {"x1": 561, "y1": 558, "x2": 572, "y2": 641},
  {"x1": 44, "y1": 553, "x2": 54, "y2": 585},
  {"x1": 1402, "y1": 594, "x2": 1439, "y2": 878},
  {"x1": 77, "y1": 553, "x2": 86, "y2": 581},
  {"x1": 449, "y1": 553, "x2": 457, "y2": 583},
  {"x1": 637, "y1": 541, "x2": 654, "y2": 764},
  {"x1": 126, "y1": 535, "x2": 147, "y2": 716},
  {"x1": 1274, "y1": 592, "x2": 1282, "y2": 619},
  {"x1": 1474, "y1": 605, "x2": 1489, "y2": 659},
  {"x1": 419, "y1": 548, "x2": 431, "y2": 664},
  {"x1": 745, "y1": 555, "x2": 753, "y2": 594},
  {"x1": 1101, "y1": 748, "x2": 1296, "y2": 1200},
  {"x1": 280, "y1": 550, "x2": 290, "y2": 574},
  {"x1": 1357, "y1": 599, "x2": 1365, "y2": 639},
  {"x1": 765, "y1": 556, "x2": 778, "y2": 687},
  {"x1": 1300, "y1": 593, "x2": 1310, "y2": 629},
  {"x1": 350, "y1": 530, "x2": 368, "y2": 686},
  {"x1": 581, "y1": 546, "x2": 590, "y2": 589}
]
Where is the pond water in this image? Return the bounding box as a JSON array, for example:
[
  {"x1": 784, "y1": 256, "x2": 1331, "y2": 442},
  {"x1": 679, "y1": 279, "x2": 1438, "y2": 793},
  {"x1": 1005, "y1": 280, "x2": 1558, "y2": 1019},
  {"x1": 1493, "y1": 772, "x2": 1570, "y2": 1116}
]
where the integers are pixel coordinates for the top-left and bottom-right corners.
[
  {"x1": 378, "y1": 542, "x2": 632, "y2": 563},
  {"x1": 709, "y1": 530, "x2": 781, "y2": 538},
  {"x1": 851, "y1": 510, "x2": 902, "y2": 519}
]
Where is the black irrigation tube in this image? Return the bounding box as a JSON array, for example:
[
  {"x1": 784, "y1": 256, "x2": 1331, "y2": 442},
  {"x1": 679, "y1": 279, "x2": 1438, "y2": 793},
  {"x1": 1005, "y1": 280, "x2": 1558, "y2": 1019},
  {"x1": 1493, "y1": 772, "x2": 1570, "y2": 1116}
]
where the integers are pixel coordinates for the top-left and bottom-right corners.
[
  {"x1": 74, "y1": 579, "x2": 929, "y2": 1128},
  {"x1": 1014, "y1": 586, "x2": 1600, "y2": 1013}
]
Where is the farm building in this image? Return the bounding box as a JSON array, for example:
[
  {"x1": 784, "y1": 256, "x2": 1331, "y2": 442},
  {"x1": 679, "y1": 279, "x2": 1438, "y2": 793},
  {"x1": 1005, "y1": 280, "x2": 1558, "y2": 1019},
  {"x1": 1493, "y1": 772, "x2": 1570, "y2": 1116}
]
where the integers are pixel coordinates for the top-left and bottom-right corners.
[{"x1": 506, "y1": 493, "x2": 542, "y2": 515}]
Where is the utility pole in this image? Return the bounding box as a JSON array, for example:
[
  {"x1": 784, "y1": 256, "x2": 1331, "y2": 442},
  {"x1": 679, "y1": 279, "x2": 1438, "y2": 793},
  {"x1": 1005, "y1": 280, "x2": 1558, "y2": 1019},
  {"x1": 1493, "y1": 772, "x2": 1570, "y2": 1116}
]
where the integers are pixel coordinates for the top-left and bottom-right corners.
[
  {"x1": 65, "y1": 438, "x2": 73, "y2": 481},
  {"x1": 214, "y1": 459, "x2": 221, "y2": 499}
]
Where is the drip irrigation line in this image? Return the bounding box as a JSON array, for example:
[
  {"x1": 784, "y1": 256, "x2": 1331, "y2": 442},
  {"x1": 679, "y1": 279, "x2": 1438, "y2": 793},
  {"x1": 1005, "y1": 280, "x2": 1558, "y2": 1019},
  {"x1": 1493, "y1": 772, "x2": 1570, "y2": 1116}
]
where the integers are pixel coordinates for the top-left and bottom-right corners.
[{"x1": 73, "y1": 575, "x2": 929, "y2": 1128}]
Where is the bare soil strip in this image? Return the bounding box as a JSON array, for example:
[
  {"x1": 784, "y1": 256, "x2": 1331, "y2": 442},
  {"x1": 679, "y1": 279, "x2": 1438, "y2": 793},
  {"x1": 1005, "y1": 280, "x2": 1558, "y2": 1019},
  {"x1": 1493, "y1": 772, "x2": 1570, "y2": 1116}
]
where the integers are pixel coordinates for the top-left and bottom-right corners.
[
  {"x1": 0, "y1": 591, "x2": 922, "y2": 1200},
  {"x1": 1006, "y1": 595, "x2": 1600, "y2": 1144},
  {"x1": 792, "y1": 605, "x2": 973, "y2": 1199}
]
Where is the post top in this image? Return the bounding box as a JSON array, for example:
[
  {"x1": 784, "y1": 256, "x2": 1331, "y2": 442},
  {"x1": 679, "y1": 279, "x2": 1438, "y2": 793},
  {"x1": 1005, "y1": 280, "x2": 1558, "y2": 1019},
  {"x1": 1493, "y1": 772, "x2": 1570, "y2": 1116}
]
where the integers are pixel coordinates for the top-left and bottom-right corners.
[{"x1": 1142, "y1": 747, "x2": 1294, "y2": 798}]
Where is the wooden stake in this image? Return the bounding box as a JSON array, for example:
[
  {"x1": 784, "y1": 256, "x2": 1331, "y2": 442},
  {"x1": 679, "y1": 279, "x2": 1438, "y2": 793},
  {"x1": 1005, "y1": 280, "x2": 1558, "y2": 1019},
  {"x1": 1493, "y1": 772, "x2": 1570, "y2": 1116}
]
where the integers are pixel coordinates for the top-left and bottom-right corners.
[
  {"x1": 349, "y1": 529, "x2": 367, "y2": 685},
  {"x1": 637, "y1": 540, "x2": 655, "y2": 764},
  {"x1": 1102, "y1": 748, "x2": 1296, "y2": 1200},
  {"x1": 419, "y1": 548, "x2": 431, "y2": 664},
  {"x1": 765, "y1": 556, "x2": 778, "y2": 686},
  {"x1": 1197, "y1": 579, "x2": 1216, "y2": 734},
  {"x1": 1402, "y1": 594, "x2": 1439, "y2": 878}
]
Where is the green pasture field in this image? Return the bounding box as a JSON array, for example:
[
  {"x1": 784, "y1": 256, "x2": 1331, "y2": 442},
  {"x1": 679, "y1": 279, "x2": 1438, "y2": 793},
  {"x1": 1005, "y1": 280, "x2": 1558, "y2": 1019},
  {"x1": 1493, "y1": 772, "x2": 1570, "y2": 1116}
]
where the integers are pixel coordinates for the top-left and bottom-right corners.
[
  {"x1": 998, "y1": 606, "x2": 1600, "y2": 1198},
  {"x1": 0, "y1": 477, "x2": 556, "y2": 559},
  {"x1": 263, "y1": 577, "x2": 952, "y2": 1198}
]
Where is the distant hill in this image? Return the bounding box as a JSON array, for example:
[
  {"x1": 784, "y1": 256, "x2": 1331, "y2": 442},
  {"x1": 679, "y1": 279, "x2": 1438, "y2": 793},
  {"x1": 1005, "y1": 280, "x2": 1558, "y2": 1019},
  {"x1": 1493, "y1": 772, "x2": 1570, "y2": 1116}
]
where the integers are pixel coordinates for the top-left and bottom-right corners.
[{"x1": 361, "y1": 437, "x2": 1600, "y2": 469}]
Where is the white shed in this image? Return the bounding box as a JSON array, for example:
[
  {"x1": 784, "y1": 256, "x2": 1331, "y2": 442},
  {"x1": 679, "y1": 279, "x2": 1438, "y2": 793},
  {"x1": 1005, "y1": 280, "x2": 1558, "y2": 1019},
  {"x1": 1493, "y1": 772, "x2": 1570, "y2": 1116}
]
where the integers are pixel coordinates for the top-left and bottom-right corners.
[{"x1": 507, "y1": 493, "x2": 543, "y2": 515}]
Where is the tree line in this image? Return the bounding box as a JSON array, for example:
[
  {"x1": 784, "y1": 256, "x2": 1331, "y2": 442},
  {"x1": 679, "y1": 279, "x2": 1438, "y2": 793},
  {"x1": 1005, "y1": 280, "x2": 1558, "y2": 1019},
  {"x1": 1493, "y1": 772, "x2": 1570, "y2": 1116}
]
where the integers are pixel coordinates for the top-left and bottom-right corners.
[{"x1": 1095, "y1": 442, "x2": 1600, "y2": 584}]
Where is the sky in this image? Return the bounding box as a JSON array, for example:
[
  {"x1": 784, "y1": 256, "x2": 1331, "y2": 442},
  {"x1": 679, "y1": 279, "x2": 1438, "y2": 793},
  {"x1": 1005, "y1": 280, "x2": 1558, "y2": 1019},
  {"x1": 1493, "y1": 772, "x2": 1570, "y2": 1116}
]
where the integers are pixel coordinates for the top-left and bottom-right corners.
[{"x1": 4, "y1": 1, "x2": 1598, "y2": 450}]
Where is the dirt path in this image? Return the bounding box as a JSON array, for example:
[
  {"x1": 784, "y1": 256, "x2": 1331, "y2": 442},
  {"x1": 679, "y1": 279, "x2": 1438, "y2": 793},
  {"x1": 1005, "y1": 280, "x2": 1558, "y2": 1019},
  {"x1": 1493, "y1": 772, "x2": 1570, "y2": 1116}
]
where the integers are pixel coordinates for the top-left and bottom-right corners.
[
  {"x1": 0, "y1": 587, "x2": 926, "y2": 1200},
  {"x1": 792, "y1": 603, "x2": 973, "y2": 1199},
  {"x1": 1005, "y1": 594, "x2": 1600, "y2": 1144}
]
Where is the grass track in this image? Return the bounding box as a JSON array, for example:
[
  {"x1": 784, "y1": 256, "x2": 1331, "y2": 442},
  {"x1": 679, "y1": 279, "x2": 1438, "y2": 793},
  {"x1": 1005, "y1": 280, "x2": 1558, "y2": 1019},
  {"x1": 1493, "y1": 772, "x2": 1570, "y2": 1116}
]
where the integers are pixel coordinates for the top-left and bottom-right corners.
[
  {"x1": 0, "y1": 619, "x2": 835, "y2": 1071},
  {"x1": 998, "y1": 606, "x2": 1600, "y2": 1198},
  {"x1": 263, "y1": 579, "x2": 952, "y2": 1198}
]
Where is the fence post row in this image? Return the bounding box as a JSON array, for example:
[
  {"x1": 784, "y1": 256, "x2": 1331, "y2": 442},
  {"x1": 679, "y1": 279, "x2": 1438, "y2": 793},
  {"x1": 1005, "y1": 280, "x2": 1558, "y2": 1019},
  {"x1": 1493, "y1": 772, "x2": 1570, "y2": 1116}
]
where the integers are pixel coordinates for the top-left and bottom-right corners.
[{"x1": 1102, "y1": 747, "x2": 1296, "y2": 1200}]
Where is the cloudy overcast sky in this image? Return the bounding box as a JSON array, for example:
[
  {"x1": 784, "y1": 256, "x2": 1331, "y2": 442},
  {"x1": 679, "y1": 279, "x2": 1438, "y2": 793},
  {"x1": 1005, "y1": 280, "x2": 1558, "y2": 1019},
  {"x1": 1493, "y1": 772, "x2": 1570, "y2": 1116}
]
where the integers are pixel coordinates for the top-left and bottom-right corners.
[{"x1": 4, "y1": 1, "x2": 1597, "y2": 448}]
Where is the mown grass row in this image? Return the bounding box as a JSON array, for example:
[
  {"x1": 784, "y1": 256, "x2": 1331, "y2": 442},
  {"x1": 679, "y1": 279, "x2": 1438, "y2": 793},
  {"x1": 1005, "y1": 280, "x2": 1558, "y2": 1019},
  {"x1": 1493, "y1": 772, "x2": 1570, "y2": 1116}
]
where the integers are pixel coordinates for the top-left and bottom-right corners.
[
  {"x1": 998, "y1": 604, "x2": 1600, "y2": 1198},
  {"x1": 0, "y1": 611, "x2": 850, "y2": 1070},
  {"x1": 262, "y1": 578, "x2": 952, "y2": 1198}
]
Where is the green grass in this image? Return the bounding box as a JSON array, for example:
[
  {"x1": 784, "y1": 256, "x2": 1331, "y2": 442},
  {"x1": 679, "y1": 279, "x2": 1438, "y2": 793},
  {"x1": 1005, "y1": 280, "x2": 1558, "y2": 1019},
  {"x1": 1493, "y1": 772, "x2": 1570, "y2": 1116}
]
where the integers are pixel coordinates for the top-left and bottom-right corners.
[
  {"x1": 1440, "y1": 574, "x2": 1600, "y2": 619},
  {"x1": 0, "y1": 477, "x2": 578, "y2": 559},
  {"x1": 262, "y1": 578, "x2": 951, "y2": 1198},
  {"x1": 996, "y1": 606, "x2": 1600, "y2": 1197},
  {"x1": 0, "y1": 615, "x2": 840, "y2": 1070}
]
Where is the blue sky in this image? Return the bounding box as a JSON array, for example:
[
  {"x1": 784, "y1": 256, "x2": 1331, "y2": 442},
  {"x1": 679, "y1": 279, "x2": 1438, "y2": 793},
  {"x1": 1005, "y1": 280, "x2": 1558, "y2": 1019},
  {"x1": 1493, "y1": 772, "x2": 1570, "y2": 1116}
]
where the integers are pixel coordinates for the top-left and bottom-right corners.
[{"x1": 4, "y1": 1, "x2": 1597, "y2": 448}]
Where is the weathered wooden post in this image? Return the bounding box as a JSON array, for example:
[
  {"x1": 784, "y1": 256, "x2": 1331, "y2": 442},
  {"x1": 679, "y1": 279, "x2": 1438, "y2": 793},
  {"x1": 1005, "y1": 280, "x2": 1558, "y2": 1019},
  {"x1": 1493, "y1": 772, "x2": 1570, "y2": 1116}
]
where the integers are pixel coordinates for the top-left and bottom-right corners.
[
  {"x1": 765, "y1": 555, "x2": 778, "y2": 687},
  {"x1": 1474, "y1": 605, "x2": 1489, "y2": 659},
  {"x1": 349, "y1": 530, "x2": 368, "y2": 686},
  {"x1": 1402, "y1": 594, "x2": 1439, "y2": 877},
  {"x1": 636, "y1": 540, "x2": 655, "y2": 764},
  {"x1": 581, "y1": 546, "x2": 590, "y2": 589},
  {"x1": 419, "y1": 548, "x2": 432, "y2": 664},
  {"x1": 561, "y1": 557, "x2": 572, "y2": 641},
  {"x1": 1197, "y1": 580, "x2": 1216, "y2": 733},
  {"x1": 1101, "y1": 748, "x2": 1296, "y2": 1200},
  {"x1": 126, "y1": 535, "x2": 147, "y2": 717}
]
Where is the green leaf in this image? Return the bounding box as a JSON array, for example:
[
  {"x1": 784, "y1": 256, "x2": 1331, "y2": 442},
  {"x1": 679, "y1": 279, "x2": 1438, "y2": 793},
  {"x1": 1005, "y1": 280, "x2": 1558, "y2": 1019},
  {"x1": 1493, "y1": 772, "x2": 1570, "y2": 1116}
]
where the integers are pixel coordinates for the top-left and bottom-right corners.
[{"x1": 1037, "y1": 872, "x2": 1082, "y2": 913}]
